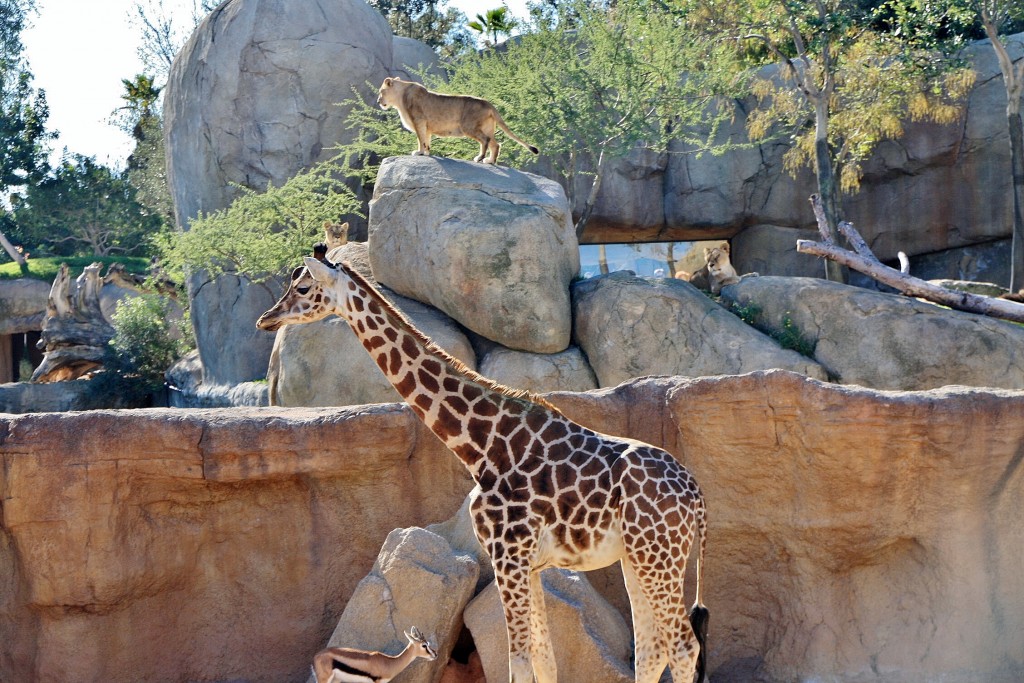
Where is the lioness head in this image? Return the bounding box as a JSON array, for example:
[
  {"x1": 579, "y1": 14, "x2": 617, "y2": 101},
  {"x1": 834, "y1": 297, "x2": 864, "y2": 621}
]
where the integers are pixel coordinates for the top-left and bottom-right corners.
[
  {"x1": 704, "y1": 244, "x2": 733, "y2": 279},
  {"x1": 377, "y1": 77, "x2": 404, "y2": 110}
]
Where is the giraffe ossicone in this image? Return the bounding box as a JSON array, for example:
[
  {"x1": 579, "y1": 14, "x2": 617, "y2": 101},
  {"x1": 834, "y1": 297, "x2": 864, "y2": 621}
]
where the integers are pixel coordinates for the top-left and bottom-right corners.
[{"x1": 257, "y1": 254, "x2": 710, "y2": 683}]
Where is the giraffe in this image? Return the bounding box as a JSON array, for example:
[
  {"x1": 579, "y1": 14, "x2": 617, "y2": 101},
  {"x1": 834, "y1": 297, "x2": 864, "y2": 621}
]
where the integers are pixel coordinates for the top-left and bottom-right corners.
[{"x1": 256, "y1": 255, "x2": 709, "y2": 683}]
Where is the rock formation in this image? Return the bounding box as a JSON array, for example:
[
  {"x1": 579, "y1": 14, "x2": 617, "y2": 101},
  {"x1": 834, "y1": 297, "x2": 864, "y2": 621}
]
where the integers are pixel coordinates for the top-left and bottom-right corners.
[
  {"x1": 163, "y1": 0, "x2": 396, "y2": 386},
  {"x1": 368, "y1": 156, "x2": 579, "y2": 354},
  {"x1": 267, "y1": 243, "x2": 476, "y2": 407},
  {"x1": 2, "y1": 373, "x2": 1022, "y2": 682},
  {"x1": 572, "y1": 271, "x2": 827, "y2": 386},
  {"x1": 721, "y1": 276, "x2": 1024, "y2": 390}
]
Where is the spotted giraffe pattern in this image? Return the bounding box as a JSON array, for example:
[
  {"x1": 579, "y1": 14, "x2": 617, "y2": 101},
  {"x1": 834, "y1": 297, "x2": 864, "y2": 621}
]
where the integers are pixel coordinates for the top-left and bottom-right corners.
[{"x1": 257, "y1": 257, "x2": 709, "y2": 683}]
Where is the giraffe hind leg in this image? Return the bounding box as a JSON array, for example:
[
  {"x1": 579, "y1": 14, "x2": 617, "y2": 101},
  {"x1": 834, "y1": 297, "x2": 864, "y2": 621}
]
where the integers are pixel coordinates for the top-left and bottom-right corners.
[{"x1": 621, "y1": 559, "x2": 668, "y2": 683}]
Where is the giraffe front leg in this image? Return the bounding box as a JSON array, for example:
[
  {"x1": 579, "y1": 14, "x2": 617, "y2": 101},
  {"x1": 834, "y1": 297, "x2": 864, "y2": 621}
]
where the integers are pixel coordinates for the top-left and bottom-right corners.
[
  {"x1": 529, "y1": 570, "x2": 557, "y2": 683},
  {"x1": 492, "y1": 560, "x2": 536, "y2": 683}
]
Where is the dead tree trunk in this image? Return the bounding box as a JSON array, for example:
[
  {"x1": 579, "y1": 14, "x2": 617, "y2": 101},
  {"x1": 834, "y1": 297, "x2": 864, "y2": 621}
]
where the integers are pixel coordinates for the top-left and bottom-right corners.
[
  {"x1": 796, "y1": 195, "x2": 1024, "y2": 325},
  {"x1": 32, "y1": 263, "x2": 116, "y2": 382}
]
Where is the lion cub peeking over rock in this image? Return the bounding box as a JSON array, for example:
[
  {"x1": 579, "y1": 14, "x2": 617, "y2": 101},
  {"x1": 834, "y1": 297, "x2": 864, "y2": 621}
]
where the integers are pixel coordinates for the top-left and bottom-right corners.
[
  {"x1": 377, "y1": 77, "x2": 540, "y2": 165},
  {"x1": 676, "y1": 243, "x2": 757, "y2": 294}
]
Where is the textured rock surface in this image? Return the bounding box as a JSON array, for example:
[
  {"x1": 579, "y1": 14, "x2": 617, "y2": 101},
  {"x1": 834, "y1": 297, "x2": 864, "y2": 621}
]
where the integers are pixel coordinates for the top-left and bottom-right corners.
[
  {"x1": 0, "y1": 405, "x2": 473, "y2": 683},
  {"x1": 369, "y1": 156, "x2": 579, "y2": 353},
  {"x1": 721, "y1": 276, "x2": 1024, "y2": 390},
  {"x1": 0, "y1": 278, "x2": 49, "y2": 334},
  {"x1": 391, "y1": 35, "x2": 442, "y2": 81},
  {"x1": 572, "y1": 271, "x2": 827, "y2": 386},
  {"x1": 164, "y1": 0, "x2": 393, "y2": 384},
  {"x1": 583, "y1": 33, "x2": 1024, "y2": 280},
  {"x1": 3, "y1": 374, "x2": 1023, "y2": 683},
  {"x1": 478, "y1": 345, "x2": 598, "y2": 394},
  {"x1": 464, "y1": 570, "x2": 634, "y2": 683},
  {"x1": 317, "y1": 527, "x2": 479, "y2": 683},
  {"x1": 268, "y1": 243, "x2": 476, "y2": 406}
]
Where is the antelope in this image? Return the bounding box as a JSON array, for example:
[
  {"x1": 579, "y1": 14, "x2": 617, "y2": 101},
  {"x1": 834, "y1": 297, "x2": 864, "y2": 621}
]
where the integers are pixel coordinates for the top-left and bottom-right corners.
[{"x1": 312, "y1": 626, "x2": 438, "y2": 683}]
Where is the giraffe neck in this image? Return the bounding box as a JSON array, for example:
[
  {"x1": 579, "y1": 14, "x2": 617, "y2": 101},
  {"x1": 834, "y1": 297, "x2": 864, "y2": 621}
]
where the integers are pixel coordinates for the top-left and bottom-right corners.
[{"x1": 329, "y1": 263, "x2": 560, "y2": 477}]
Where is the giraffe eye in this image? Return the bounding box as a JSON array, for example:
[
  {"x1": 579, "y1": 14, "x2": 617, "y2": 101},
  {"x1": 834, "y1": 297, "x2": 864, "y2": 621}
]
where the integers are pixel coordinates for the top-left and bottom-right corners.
[{"x1": 297, "y1": 285, "x2": 311, "y2": 295}]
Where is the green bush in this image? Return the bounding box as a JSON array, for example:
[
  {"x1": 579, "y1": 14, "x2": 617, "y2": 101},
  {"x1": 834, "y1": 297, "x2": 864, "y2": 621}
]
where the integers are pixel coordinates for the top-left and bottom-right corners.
[
  {"x1": 102, "y1": 294, "x2": 192, "y2": 401},
  {"x1": 0, "y1": 256, "x2": 150, "y2": 282}
]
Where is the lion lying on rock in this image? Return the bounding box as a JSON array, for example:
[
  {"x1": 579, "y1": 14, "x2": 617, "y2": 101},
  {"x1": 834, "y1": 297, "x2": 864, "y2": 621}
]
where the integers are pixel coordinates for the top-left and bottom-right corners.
[
  {"x1": 377, "y1": 77, "x2": 540, "y2": 165},
  {"x1": 676, "y1": 243, "x2": 756, "y2": 294}
]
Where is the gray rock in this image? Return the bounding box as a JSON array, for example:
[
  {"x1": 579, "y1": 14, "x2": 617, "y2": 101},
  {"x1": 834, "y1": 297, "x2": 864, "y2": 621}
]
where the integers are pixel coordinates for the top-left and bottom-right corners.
[
  {"x1": 319, "y1": 526, "x2": 479, "y2": 683},
  {"x1": 720, "y1": 276, "x2": 1024, "y2": 390},
  {"x1": 164, "y1": 0, "x2": 393, "y2": 384},
  {"x1": 0, "y1": 278, "x2": 49, "y2": 334},
  {"x1": 479, "y1": 346, "x2": 598, "y2": 394},
  {"x1": 391, "y1": 36, "x2": 442, "y2": 81},
  {"x1": 732, "y1": 224, "x2": 824, "y2": 278},
  {"x1": 572, "y1": 271, "x2": 827, "y2": 387},
  {"x1": 369, "y1": 156, "x2": 579, "y2": 354},
  {"x1": 267, "y1": 244, "x2": 476, "y2": 407},
  {"x1": 464, "y1": 570, "x2": 634, "y2": 683}
]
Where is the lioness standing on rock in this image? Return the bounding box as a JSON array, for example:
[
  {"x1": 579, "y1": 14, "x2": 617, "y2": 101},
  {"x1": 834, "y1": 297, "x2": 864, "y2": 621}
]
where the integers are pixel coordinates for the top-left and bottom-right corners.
[{"x1": 377, "y1": 77, "x2": 539, "y2": 165}]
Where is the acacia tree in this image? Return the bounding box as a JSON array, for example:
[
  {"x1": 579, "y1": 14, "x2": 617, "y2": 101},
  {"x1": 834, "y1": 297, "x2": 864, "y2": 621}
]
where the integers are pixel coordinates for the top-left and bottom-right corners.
[
  {"x1": 699, "y1": 0, "x2": 974, "y2": 281},
  {"x1": 155, "y1": 159, "x2": 363, "y2": 293}
]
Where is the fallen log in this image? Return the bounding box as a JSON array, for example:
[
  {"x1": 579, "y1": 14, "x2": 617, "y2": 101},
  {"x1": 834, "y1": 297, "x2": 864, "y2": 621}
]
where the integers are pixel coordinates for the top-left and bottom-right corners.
[{"x1": 796, "y1": 195, "x2": 1024, "y2": 325}]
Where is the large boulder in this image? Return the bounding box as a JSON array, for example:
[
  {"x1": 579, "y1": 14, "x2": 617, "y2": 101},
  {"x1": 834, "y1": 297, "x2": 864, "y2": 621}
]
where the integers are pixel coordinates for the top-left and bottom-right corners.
[
  {"x1": 478, "y1": 346, "x2": 598, "y2": 394},
  {"x1": 464, "y1": 570, "x2": 634, "y2": 683},
  {"x1": 571, "y1": 271, "x2": 827, "y2": 387},
  {"x1": 267, "y1": 243, "x2": 476, "y2": 406},
  {"x1": 164, "y1": 0, "x2": 393, "y2": 385},
  {"x1": 720, "y1": 276, "x2": 1024, "y2": 390},
  {"x1": 318, "y1": 526, "x2": 479, "y2": 683},
  {"x1": 368, "y1": 156, "x2": 579, "y2": 354}
]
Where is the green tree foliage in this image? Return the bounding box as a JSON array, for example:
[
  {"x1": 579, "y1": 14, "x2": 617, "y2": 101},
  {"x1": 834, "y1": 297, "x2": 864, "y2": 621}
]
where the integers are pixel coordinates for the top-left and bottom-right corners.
[
  {"x1": 369, "y1": 0, "x2": 474, "y2": 56},
  {"x1": 339, "y1": 0, "x2": 731, "y2": 238},
  {"x1": 104, "y1": 293, "x2": 192, "y2": 401},
  {"x1": 156, "y1": 159, "x2": 362, "y2": 287},
  {"x1": 0, "y1": 0, "x2": 51, "y2": 196},
  {"x1": 9, "y1": 153, "x2": 165, "y2": 257},
  {"x1": 694, "y1": 0, "x2": 975, "y2": 280},
  {"x1": 113, "y1": 74, "x2": 174, "y2": 225},
  {"x1": 468, "y1": 7, "x2": 517, "y2": 46}
]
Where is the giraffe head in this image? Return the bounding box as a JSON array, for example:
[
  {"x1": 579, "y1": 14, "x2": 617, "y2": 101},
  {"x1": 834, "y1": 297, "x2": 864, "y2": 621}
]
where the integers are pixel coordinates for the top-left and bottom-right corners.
[{"x1": 256, "y1": 257, "x2": 342, "y2": 332}]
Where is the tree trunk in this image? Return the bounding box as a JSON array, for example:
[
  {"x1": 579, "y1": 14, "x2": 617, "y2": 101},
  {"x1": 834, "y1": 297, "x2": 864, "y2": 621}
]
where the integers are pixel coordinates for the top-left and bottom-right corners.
[
  {"x1": 813, "y1": 101, "x2": 846, "y2": 283},
  {"x1": 574, "y1": 148, "x2": 605, "y2": 240},
  {"x1": 0, "y1": 229, "x2": 26, "y2": 266},
  {"x1": 1008, "y1": 110, "x2": 1024, "y2": 290}
]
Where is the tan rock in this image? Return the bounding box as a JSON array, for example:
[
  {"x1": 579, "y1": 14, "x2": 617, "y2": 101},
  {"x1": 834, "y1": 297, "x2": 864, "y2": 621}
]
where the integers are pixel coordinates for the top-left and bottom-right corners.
[
  {"x1": 317, "y1": 526, "x2": 479, "y2": 683},
  {"x1": 478, "y1": 345, "x2": 598, "y2": 394},
  {"x1": 2, "y1": 373, "x2": 1023, "y2": 683},
  {"x1": 572, "y1": 271, "x2": 827, "y2": 386},
  {"x1": 464, "y1": 570, "x2": 633, "y2": 683},
  {"x1": 721, "y1": 275, "x2": 1024, "y2": 390},
  {"x1": 368, "y1": 156, "x2": 579, "y2": 354}
]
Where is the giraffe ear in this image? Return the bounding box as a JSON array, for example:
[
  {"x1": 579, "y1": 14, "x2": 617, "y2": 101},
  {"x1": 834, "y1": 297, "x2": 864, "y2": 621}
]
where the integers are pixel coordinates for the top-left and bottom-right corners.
[{"x1": 303, "y1": 256, "x2": 336, "y2": 284}]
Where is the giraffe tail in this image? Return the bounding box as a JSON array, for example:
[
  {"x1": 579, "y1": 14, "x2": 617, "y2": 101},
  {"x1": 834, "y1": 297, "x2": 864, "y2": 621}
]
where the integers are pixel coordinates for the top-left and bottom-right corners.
[{"x1": 690, "y1": 500, "x2": 709, "y2": 682}]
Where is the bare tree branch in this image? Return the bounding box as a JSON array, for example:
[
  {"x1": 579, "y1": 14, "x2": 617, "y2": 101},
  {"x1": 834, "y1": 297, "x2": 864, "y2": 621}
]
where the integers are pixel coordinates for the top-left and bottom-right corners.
[{"x1": 798, "y1": 195, "x2": 1024, "y2": 324}]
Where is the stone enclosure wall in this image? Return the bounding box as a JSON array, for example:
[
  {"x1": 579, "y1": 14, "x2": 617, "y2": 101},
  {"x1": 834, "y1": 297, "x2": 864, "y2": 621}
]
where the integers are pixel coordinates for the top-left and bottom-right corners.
[{"x1": 1, "y1": 372, "x2": 1022, "y2": 682}]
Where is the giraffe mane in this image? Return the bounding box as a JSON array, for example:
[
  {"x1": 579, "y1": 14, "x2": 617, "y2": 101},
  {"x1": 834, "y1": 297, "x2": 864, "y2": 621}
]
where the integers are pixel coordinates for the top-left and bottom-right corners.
[{"x1": 335, "y1": 260, "x2": 563, "y2": 415}]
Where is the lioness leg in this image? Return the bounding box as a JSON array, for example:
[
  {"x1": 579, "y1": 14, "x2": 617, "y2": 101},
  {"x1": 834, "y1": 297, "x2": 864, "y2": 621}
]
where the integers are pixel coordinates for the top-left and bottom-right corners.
[
  {"x1": 413, "y1": 121, "x2": 431, "y2": 156},
  {"x1": 474, "y1": 136, "x2": 489, "y2": 163}
]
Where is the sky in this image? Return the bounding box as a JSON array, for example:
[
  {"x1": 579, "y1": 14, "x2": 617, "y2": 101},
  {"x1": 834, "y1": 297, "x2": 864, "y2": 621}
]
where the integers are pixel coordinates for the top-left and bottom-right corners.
[{"x1": 21, "y1": 0, "x2": 529, "y2": 171}]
